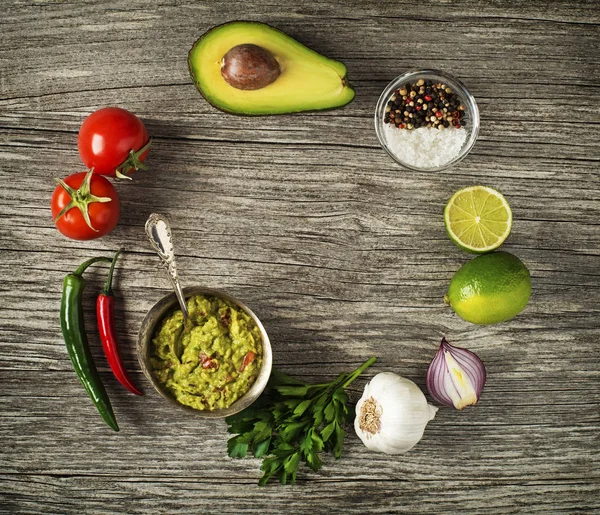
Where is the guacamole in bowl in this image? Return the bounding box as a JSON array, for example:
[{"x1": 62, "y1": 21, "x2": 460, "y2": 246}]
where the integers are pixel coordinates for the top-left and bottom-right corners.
[
  {"x1": 151, "y1": 295, "x2": 263, "y2": 411},
  {"x1": 138, "y1": 287, "x2": 272, "y2": 417}
]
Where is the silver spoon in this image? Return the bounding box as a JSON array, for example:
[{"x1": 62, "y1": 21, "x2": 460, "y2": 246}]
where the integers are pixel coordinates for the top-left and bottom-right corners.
[{"x1": 145, "y1": 213, "x2": 190, "y2": 322}]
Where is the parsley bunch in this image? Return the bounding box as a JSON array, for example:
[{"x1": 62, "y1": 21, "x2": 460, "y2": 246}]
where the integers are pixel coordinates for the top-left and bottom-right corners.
[{"x1": 226, "y1": 357, "x2": 376, "y2": 486}]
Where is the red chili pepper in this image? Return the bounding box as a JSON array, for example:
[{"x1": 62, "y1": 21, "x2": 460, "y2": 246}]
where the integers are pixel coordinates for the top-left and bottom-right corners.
[
  {"x1": 96, "y1": 250, "x2": 143, "y2": 396},
  {"x1": 240, "y1": 351, "x2": 256, "y2": 372}
]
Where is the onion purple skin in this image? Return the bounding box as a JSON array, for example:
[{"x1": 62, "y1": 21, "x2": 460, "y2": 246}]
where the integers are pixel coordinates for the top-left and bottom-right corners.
[{"x1": 426, "y1": 337, "x2": 486, "y2": 409}]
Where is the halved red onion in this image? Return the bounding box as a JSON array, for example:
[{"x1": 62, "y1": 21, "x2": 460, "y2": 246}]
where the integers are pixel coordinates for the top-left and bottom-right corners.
[{"x1": 426, "y1": 337, "x2": 486, "y2": 410}]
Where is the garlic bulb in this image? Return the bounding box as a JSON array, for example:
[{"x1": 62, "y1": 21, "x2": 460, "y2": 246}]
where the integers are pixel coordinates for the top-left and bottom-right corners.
[{"x1": 354, "y1": 372, "x2": 438, "y2": 454}]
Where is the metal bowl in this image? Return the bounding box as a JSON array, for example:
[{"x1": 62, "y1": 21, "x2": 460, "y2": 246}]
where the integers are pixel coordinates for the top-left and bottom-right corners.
[{"x1": 137, "y1": 286, "x2": 272, "y2": 418}]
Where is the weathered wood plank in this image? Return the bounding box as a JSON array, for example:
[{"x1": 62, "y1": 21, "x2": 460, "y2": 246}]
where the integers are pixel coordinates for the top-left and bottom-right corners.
[
  {"x1": 1, "y1": 474, "x2": 598, "y2": 515},
  {"x1": 1, "y1": 0, "x2": 599, "y2": 513}
]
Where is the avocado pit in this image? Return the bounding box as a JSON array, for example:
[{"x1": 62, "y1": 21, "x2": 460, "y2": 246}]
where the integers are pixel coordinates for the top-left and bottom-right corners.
[{"x1": 221, "y1": 43, "x2": 281, "y2": 90}]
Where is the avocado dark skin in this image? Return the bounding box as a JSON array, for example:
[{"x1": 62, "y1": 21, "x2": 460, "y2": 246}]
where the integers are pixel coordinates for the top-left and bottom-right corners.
[{"x1": 221, "y1": 44, "x2": 281, "y2": 90}]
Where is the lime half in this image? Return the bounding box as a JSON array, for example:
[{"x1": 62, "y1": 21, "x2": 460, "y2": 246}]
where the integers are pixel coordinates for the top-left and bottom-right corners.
[{"x1": 444, "y1": 186, "x2": 512, "y2": 253}]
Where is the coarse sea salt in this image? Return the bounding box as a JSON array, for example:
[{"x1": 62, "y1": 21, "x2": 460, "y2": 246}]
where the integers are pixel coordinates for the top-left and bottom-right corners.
[{"x1": 383, "y1": 124, "x2": 468, "y2": 169}]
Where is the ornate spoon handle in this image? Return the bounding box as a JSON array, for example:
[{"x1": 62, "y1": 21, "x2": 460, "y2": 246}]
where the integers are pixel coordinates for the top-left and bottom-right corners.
[{"x1": 145, "y1": 213, "x2": 190, "y2": 321}]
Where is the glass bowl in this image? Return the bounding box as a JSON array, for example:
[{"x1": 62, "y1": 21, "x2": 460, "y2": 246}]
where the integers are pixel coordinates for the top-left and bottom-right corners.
[
  {"x1": 137, "y1": 286, "x2": 273, "y2": 418},
  {"x1": 374, "y1": 69, "x2": 479, "y2": 172}
]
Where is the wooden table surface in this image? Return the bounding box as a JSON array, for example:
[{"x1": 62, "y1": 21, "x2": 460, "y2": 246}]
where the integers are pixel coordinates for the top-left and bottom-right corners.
[{"x1": 1, "y1": 1, "x2": 599, "y2": 513}]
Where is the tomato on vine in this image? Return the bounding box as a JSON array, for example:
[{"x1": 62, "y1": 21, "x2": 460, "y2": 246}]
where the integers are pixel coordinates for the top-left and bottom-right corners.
[
  {"x1": 78, "y1": 107, "x2": 151, "y2": 179},
  {"x1": 51, "y1": 170, "x2": 120, "y2": 240}
]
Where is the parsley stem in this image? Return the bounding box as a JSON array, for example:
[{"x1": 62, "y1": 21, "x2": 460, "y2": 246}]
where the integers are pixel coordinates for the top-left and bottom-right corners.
[{"x1": 341, "y1": 356, "x2": 377, "y2": 389}]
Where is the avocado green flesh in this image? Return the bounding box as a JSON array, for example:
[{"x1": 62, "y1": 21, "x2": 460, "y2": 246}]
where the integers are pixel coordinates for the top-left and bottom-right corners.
[
  {"x1": 188, "y1": 21, "x2": 355, "y2": 115},
  {"x1": 151, "y1": 295, "x2": 263, "y2": 410}
]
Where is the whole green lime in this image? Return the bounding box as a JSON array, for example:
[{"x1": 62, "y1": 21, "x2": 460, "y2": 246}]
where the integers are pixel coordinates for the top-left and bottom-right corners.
[{"x1": 445, "y1": 251, "x2": 531, "y2": 325}]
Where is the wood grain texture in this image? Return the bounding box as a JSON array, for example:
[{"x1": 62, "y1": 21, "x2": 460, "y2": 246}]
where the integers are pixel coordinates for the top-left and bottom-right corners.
[{"x1": 1, "y1": 0, "x2": 599, "y2": 513}]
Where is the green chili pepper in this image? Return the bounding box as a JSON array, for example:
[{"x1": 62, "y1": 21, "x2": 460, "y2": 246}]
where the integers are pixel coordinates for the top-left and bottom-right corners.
[{"x1": 60, "y1": 256, "x2": 119, "y2": 432}]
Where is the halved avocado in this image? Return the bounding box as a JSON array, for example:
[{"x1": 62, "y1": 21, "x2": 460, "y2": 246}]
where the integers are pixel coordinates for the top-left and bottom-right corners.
[{"x1": 188, "y1": 21, "x2": 355, "y2": 115}]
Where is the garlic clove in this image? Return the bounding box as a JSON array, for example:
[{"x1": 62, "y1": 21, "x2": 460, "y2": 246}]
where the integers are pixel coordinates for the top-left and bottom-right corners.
[{"x1": 379, "y1": 399, "x2": 438, "y2": 454}]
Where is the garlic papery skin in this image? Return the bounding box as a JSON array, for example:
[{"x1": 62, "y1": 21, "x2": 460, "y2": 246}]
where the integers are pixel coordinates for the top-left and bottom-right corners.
[{"x1": 354, "y1": 372, "x2": 438, "y2": 454}]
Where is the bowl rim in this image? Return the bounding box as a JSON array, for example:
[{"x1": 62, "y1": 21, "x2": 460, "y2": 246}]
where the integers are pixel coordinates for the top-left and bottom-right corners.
[
  {"x1": 374, "y1": 69, "x2": 480, "y2": 172},
  {"x1": 137, "y1": 286, "x2": 273, "y2": 418}
]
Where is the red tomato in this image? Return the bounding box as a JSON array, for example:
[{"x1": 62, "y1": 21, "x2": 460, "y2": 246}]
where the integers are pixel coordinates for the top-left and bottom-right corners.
[
  {"x1": 78, "y1": 107, "x2": 150, "y2": 177},
  {"x1": 51, "y1": 171, "x2": 120, "y2": 240}
]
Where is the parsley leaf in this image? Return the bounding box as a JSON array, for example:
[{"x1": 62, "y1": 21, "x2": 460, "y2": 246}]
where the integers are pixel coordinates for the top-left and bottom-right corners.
[
  {"x1": 227, "y1": 433, "x2": 251, "y2": 458},
  {"x1": 253, "y1": 437, "x2": 271, "y2": 458},
  {"x1": 320, "y1": 420, "x2": 337, "y2": 442}
]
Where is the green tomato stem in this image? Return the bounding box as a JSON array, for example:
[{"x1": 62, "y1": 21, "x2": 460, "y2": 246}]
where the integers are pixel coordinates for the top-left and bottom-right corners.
[
  {"x1": 54, "y1": 170, "x2": 112, "y2": 232},
  {"x1": 115, "y1": 138, "x2": 152, "y2": 179}
]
